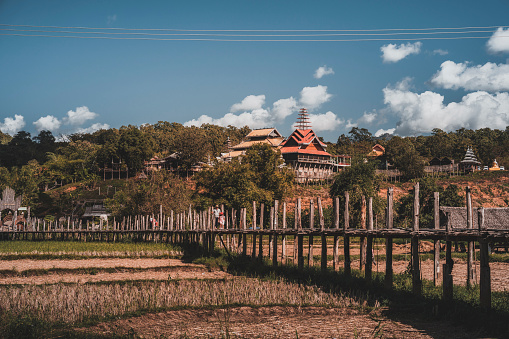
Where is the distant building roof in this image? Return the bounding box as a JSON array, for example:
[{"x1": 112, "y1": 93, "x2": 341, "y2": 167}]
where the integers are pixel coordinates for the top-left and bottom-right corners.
[
  {"x1": 82, "y1": 204, "x2": 111, "y2": 218},
  {"x1": 460, "y1": 147, "x2": 480, "y2": 165},
  {"x1": 368, "y1": 144, "x2": 385, "y2": 157},
  {"x1": 245, "y1": 128, "x2": 282, "y2": 139},
  {"x1": 279, "y1": 129, "x2": 331, "y2": 157},
  {"x1": 440, "y1": 206, "x2": 509, "y2": 230}
]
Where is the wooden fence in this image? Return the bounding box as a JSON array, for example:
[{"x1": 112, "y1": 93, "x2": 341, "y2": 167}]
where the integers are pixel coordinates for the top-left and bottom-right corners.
[{"x1": 2, "y1": 185, "x2": 508, "y2": 311}]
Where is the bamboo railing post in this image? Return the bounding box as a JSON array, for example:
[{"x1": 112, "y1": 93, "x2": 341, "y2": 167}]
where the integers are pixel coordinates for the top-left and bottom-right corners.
[
  {"x1": 281, "y1": 202, "x2": 287, "y2": 264},
  {"x1": 252, "y1": 201, "x2": 257, "y2": 259},
  {"x1": 319, "y1": 197, "x2": 327, "y2": 271},
  {"x1": 297, "y1": 198, "x2": 304, "y2": 269},
  {"x1": 273, "y1": 200, "x2": 279, "y2": 267},
  {"x1": 360, "y1": 195, "x2": 367, "y2": 270},
  {"x1": 385, "y1": 187, "x2": 394, "y2": 289},
  {"x1": 412, "y1": 183, "x2": 422, "y2": 295},
  {"x1": 365, "y1": 197, "x2": 374, "y2": 282},
  {"x1": 344, "y1": 191, "x2": 351, "y2": 276},
  {"x1": 308, "y1": 199, "x2": 314, "y2": 267},
  {"x1": 434, "y1": 192, "x2": 440, "y2": 286},
  {"x1": 258, "y1": 203, "x2": 264, "y2": 260},
  {"x1": 242, "y1": 208, "x2": 247, "y2": 256},
  {"x1": 333, "y1": 196, "x2": 340, "y2": 271},
  {"x1": 478, "y1": 207, "x2": 491, "y2": 310},
  {"x1": 269, "y1": 206, "x2": 274, "y2": 259},
  {"x1": 466, "y1": 186, "x2": 475, "y2": 288}
]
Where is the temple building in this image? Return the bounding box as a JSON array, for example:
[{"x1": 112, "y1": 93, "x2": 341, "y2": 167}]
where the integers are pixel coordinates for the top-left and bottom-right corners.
[
  {"x1": 460, "y1": 147, "x2": 480, "y2": 172},
  {"x1": 221, "y1": 128, "x2": 284, "y2": 161},
  {"x1": 279, "y1": 108, "x2": 350, "y2": 183}
]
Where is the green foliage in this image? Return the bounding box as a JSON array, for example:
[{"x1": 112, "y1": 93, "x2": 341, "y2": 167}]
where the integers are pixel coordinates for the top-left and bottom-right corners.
[
  {"x1": 330, "y1": 157, "x2": 384, "y2": 227},
  {"x1": 395, "y1": 177, "x2": 463, "y2": 228},
  {"x1": 386, "y1": 136, "x2": 426, "y2": 179},
  {"x1": 195, "y1": 143, "x2": 293, "y2": 209},
  {"x1": 105, "y1": 170, "x2": 191, "y2": 217}
]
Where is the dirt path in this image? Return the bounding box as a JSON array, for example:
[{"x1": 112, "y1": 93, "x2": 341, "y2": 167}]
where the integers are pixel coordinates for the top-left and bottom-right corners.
[{"x1": 77, "y1": 306, "x2": 476, "y2": 338}]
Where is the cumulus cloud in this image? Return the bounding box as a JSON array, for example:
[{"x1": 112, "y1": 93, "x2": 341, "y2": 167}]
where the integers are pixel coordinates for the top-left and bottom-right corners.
[
  {"x1": 185, "y1": 86, "x2": 333, "y2": 130},
  {"x1": 307, "y1": 111, "x2": 343, "y2": 131},
  {"x1": 0, "y1": 115, "x2": 25, "y2": 136},
  {"x1": 431, "y1": 61, "x2": 509, "y2": 92},
  {"x1": 299, "y1": 85, "x2": 332, "y2": 110},
  {"x1": 381, "y1": 42, "x2": 422, "y2": 63},
  {"x1": 374, "y1": 128, "x2": 395, "y2": 137},
  {"x1": 314, "y1": 65, "x2": 334, "y2": 79},
  {"x1": 357, "y1": 111, "x2": 377, "y2": 125},
  {"x1": 383, "y1": 84, "x2": 509, "y2": 136},
  {"x1": 487, "y1": 27, "x2": 509, "y2": 53},
  {"x1": 33, "y1": 115, "x2": 61, "y2": 132},
  {"x1": 230, "y1": 95, "x2": 265, "y2": 112},
  {"x1": 75, "y1": 123, "x2": 110, "y2": 134},
  {"x1": 64, "y1": 106, "x2": 98, "y2": 126}
]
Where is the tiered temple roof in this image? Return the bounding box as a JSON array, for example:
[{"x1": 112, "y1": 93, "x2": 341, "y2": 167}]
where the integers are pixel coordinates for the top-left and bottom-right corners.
[
  {"x1": 460, "y1": 147, "x2": 480, "y2": 165},
  {"x1": 279, "y1": 129, "x2": 331, "y2": 157}
]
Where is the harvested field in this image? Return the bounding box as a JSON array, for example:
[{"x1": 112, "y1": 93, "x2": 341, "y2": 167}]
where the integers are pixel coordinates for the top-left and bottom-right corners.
[{"x1": 78, "y1": 306, "x2": 477, "y2": 338}]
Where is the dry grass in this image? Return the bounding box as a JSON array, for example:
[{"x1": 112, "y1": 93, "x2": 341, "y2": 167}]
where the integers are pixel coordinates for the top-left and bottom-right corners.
[{"x1": 0, "y1": 277, "x2": 360, "y2": 325}]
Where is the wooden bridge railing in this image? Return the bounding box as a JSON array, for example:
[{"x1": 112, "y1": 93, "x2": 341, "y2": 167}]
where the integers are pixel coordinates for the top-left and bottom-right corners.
[{"x1": 2, "y1": 185, "x2": 508, "y2": 311}]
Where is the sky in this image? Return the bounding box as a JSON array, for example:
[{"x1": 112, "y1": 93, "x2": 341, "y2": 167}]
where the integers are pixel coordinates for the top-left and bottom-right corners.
[{"x1": 1, "y1": 0, "x2": 509, "y2": 142}]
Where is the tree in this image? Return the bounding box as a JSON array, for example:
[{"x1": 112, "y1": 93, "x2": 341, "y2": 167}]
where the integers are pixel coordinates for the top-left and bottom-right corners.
[
  {"x1": 330, "y1": 157, "x2": 384, "y2": 227},
  {"x1": 195, "y1": 143, "x2": 293, "y2": 210},
  {"x1": 117, "y1": 125, "x2": 155, "y2": 173},
  {"x1": 395, "y1": 177, "x2": 463, "y2": 228},
  {"x1": 386, "y1": 136, "x2": 425, "y2": 178},
  {"x1": 105, "y1": 171, "x2": 191, "y2": 218}
]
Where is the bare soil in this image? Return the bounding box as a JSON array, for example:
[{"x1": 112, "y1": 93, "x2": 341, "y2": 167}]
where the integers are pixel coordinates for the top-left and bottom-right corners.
[{"x1": 77, "y1": 306, "x2": 477, "y2": 338}]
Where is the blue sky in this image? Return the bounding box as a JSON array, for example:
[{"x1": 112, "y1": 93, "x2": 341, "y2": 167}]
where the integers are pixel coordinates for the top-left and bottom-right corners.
[{"x1": 1, "y1": 0, "x2": 509, "y2": 142}]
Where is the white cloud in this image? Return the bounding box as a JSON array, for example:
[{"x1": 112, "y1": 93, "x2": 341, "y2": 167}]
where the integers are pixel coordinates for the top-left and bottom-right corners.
[
  {"x1": 64, "y1": 106, "x2": 98, "y2": 126},
  {"x1": 374, "y1": 128, "x2": 395, "y2": 137},
  {"x1": 487, "y1": 27, "x2": 509, "y2": 53},
  {"x1": 433, "y1": 49, "x2": 449, "y2": 56},
  {"x1": 299, "y1": 85, "x2": 332, "y2": 110},
  {"x1": 230, "y1": 95, "x2": 265, "y2": 113},
  {"x1": 431, "y1": 60, "x2": 509, "y2": 92},
  {"x1": 33, "y1": 115, "x2": 61, "y2": 132},
  {"x1": 272, "y1": 97, "x2": 298, "y2": 120},
  {"x1": 185, "y1": 86, "x2": 333, "y2": 130},
  {"x1": 0, "y1": 114, "x2": 25, "y2": 136},
  {"x1": 381, "y1": 42, "x2": 422, "y2": 63},
  {"x1": 383, "y1": 85, "x2": 509, "y2": 136},
  {"x1": 75, "y1": 123, "x2": 110, "y2": 134},
  {"x1": 314, "y1": 65, "x2": 334, "y2": 79},
  {"x1": 307, "y1": 111, "x2": 343, "y2": 132},
  {"x1": 357, "y1": 111, "x2": 377, "y2": 125}
]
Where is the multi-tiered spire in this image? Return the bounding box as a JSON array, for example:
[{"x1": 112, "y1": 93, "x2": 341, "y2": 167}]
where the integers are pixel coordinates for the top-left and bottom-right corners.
[{"x1": 295, "y1": 108, "x2": 311, "y2": 130}]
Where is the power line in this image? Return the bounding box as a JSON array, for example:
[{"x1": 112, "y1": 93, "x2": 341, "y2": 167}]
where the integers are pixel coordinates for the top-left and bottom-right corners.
[
  {"x1": 0, "y1": 27, "x2": 503, "y2": 37},
  {"x1": 1, "y1": 33, "x2": 506, "y2": 42},
  {"x1": 0, "y1": 23, "x2": 507, "y2": 42},
  {"x1": 0, "y1": 23, "x2": 508, "y2": 32}
]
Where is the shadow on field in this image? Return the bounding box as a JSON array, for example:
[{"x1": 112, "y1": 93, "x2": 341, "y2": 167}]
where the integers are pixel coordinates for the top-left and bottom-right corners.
[{"x1": 182, "y1": 243, "x2": 509, "y2": 339}]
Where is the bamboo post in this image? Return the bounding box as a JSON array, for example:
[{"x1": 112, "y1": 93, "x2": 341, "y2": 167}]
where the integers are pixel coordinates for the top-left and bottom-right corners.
[
  {"x1": 478, "y1": 207, "x2": 491, "y2": 310},
  {"x1": 273, "y1": 200, "x2": 278, "y2": 267},
  {"x1": 269, "y1": 206, "x2": 274, "y2": 259},
  {"x1": 365, "y1": 197, "x2": 374, "y2": 282},
  {"x1": 272, "y1": 200, "x2": 279, "y2": 266},
  {"x1": 434, "y1": 192, "x2": 440, "y2": 286},
  {"x1": 308, "y1": 199, "x2": 314, "y2": 267},
  {"x1": 344, "y1": 191, "x2": 351, "y2": 276},
  {"x1": 252, "y1": 201, "x2": 257, "y2": 259},
  {"x1": 319, "y1": 197, "x2": 327, "y2": 271},
  {"x1": 412, "y1": 183, "x2": 422, "y2": 295},
  {"x1": 466, "y1": 186, "x2": 475, "y2": 288},
  {"x1": 297, "y1": 198, "x2": 303, "y2": 268},
  {"x1": 333, "y1": 196, "x2": 339, "y2": 271},
  {"x1": 385, "y1": 187, "x2": 394, "y2": 288},
  {"x1": 360, "y1": 195, "x2": 367, "y2": 270},
  {"x1": 242, "y1": 208, "x2": 247, "y2": 256},
  {"x1": 281, "y1": 201, "x2": 287, "y2": 264}
]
